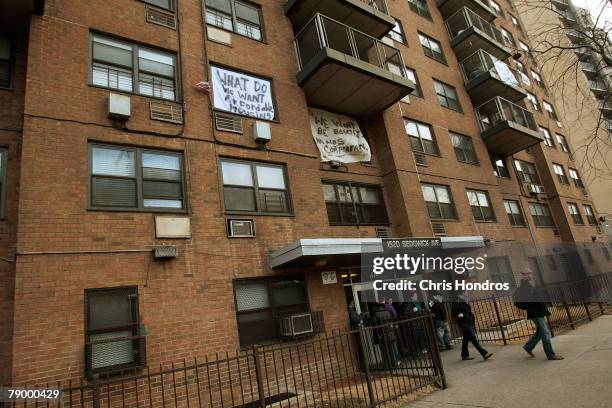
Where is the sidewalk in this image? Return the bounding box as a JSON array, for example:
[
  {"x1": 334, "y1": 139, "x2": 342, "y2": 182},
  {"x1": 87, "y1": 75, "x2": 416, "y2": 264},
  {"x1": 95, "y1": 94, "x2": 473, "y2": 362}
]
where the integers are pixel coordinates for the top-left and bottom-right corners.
[{"x1": 405, "y1": 315, "x2": 612, "y2": 408}]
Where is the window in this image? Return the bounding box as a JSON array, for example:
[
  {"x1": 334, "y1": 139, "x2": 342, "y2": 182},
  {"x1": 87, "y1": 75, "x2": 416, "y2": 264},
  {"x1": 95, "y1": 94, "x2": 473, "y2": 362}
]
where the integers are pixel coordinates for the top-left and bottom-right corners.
[
  {"x1": 89, "y1": 144, "x2": 185, "y2": 211},
  {"x1": 205, "y1": 0, "x2": 264, "y2": 42},
  {"x1": 451, "y1": 133, "x2": 478, "y2": 164},
  {"x1": 504, "y1": 200, "x2": 525, "y2": 226},
  {"x1": 405, "y1": 119, "x2": 439, "y2": 155},
  {"x1": 0, "y1": 36, "x2": 11, "y2": 88},
  {"x1": 387, "y1": 18, "x2": 406, "y2": 43},
  {"x1": 556, "y1": 134, "x2": 570, "y2": 153},
  {"x1": 488, "y1": 257, "x2": 516, "y2": 290},
  {"x1": 234, "y1": 276, "x2": 308, "y2": 346},
  {"x1": 510, "y1": 14, "x2": 522, "y2": 31},
  {"x1": 221, "y1": 159, "x2": 291, "y2": 214},
  {"x1": 515, "y1": 60, "x2": 527, "y2": 75},
  {"x1": 569, "y1": 168, "x2": 584, "y2": 188},
  {"x1": 489, "y1": 0, "x2": 504, "y2": 16},
  {"x1": 531, "y1": 70, "x2": 544, "y2": 88},
  {"x1": 519, "y1": 41, "x2": 531, "y2": 57},
  {"x1": 491, "y1": 155, "x2": 510, "y2": 178},
  {"x1": 501, "y1": 28, "x2": 516, "y2": 47},
  {"x1": 405, "y1": 67, "x2": 423, "y2": 97},
  {"x1": 467, "y1": 190, "x2": 496, "y2": 222},
  {"x1": 539, "y1": 127, "x2": 555, "y2": 147},
  {"x1": 143, "y1": 0, "x2": 173, "y2": 10},
  {"x1": 91, "y1": 34, "x2": 178, "y2": 100},
  {"x1": 0, "y1": 148, "x2": 6, "y2": 218},
  {"x1": 85, "y1": 287, "x2": 144, "y2": 376},
  {"x1": 421, "y1": 184, "x2": 457, "y2": 220},
  {"x1": 408, "y1": 0, "x2": 432, "y2": 19},
  {"x1": 583, "y1": 204, "x2": 597, "y2": 225},
  {"x1": 514, "y1": 159, "x2": 540, "y2": 184},
  {"x1": 543, "y1": 101, "x2": 558, "y2": 120},
  {"x1": 419, "y1": 33, "x2": 446, "y2": 63},
  {"x1": 567, "y1": 202, "x2": 584, "y2": 225},
  {"x1": 323, "y1": 181, "x2": 388, "y2": 225},
  {"x1": 434, "y1": 80, "x2": 461, "y2": 112},
  {"x1": 526, "y1": 92, "x2": 540, "y2": 111},
  {"x1": 529, "y1": 203, "x2": 555, "y2": 227},
  {"x1": 553, "y1": 163, "x2": 569, "y2": 184}
]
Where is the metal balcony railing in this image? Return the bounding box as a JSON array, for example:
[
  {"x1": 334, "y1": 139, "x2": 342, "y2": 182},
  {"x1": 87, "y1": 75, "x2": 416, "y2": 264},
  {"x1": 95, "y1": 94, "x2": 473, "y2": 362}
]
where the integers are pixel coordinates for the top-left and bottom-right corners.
[
  {"x1": 476, "y1": 97, "x2": 538, "y2": 132},
  {"x1": 361, "y1": 0, "x2": 390, "y2": 14},
  {"x1": 294, "y1": 13, "x2": 407, "y2": 77},
  {"x1": 460, "y1": 49, "x2": 531, "y2": 87},
  {"x1": 445, "y1": 7, "x2": 505, "y2": 44}
]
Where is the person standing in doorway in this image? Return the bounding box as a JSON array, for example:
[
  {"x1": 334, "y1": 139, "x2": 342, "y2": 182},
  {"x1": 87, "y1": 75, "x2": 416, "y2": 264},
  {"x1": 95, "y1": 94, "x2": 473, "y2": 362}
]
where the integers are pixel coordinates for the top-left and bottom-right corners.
[
  {"x1": 516, "y1": 270, "x2": 564, "y2": 361},
  {"x1": 452, "y1": 292, "x2": 493, "y2": 361},
  {"x1": 430, "y1": 294, "x2": 453, "y2": 351}
]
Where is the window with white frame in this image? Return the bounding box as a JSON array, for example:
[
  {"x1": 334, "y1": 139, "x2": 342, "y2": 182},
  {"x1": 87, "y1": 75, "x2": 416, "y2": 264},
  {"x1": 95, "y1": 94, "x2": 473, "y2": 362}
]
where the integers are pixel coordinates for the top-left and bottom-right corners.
[
  {"x1": 450, "y1": 133, "x2": 478, "y2": 164},
  {"x1": 527, "y1": 92, "x2": 540, "y2": 111},
  {"x1": 529, "y1": 203, "x2": 555, "y2": 227},
  {"x1": 569, "y1": 168, "x2": 584, "y2": 188},
  {"x1": 567, "y1": 202, "x2": 584, "y2": 225},
  {"x1": 543, "y1": 101, "x2": 558, "y2": 120},
  {"x1": 504, "y1": 200, "x2": 525, "y2": 226},
  {"x1": 405, "y1": 119, "x2": 439, "y2": 155},
  {"x1": 539, "y1": 127, "x2": 554, "y2": 147},
  {"x1": 421, "y1": 184, "x2": 457, "y2": 220},
  {"x1": 205, "y1": 0, "x2": 264, "y2": 42},
  {"x1": 553, "y1": 163, "x2": 569, "y2": 184},
  {"x1": 556, "y1": 134, "x2": 570, "y2": 153},
  {"x1": 387, "y1": 18, "x2": 406, "y2": 43},
  {"x1": 467, "y1": 190, "x2": 496, "y2": 222}
]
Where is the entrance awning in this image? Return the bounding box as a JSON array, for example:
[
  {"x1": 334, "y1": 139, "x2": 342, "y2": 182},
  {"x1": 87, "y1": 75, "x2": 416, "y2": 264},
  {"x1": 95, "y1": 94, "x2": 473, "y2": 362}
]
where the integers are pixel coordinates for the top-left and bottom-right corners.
[{"x1": 269, "y1": 236, "x2": 485, "y2": 269}]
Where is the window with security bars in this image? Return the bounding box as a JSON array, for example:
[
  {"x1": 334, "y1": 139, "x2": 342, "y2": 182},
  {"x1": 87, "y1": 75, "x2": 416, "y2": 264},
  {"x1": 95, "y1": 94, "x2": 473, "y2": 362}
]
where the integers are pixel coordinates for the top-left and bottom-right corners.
[
  {"x1": 569, "y1": 168, "x2": 584, "y2": 188},
  {"x1": 0, "y1": 148, "x2": 6, "y2": 218},
  {"x1": 451, "y1": 133, "x2": 478, "y2": 164},
  {"x1": 85, "y1": 287, "x2": 145, "y2": 376},
  {"x1": 514, "y1": 159, "x2": 540, "y2": 184},
  {"x1": 0, "y1": 36, "x2": 11, "y2": 88},
  {"x1": 540, "y1": 127, "x2": 555, "y2": 148},
  {"x1": 487, "y1": 256, "x2": 516, "y2": 290},
  {"x1": 408, "y1": 0, "x2": 432, "y2": 19},
  {"x1": 434, "y1": 80, "x2": 461, "y2": 112},
  {"x1": 491, "y1": 155, "x2": 510, "y2": 178},
  {"x1": 553, "y1": 163, "x2": 569, "y2": 185},
  {"x1": 583, "y1": 204, "x2": 597, "y2": 225},
  {"x1": 556, "y1": 134, "x2": 570, "y2": 154},
  {"x1": 205, "y1": 0, "x2": 264, "y2": 42},
  {"x1": 419, "y1": 33, "x2": 446, "y2": 64},
  {"x1": 221, "y1": 158, "x2": 291, "y2": 215},
  {"x1": 89, "y1": 144, "x2": 185, "y2": 211},
  {"x1": 422, "y1": 184, "x2": 457, "y2": 220},
  {"x1": 233, "y1": 276, "x2": 308, "y2": 346},
  {"x1": 386, "y1": 18, "x2": 406, "y2": 43},
  {"x1": 323, "y1": 181, "x2": 389, "y2": 226},
  {"x1": 567, "y1": 202, "x2": 584, "y2": 225},
  {"x1": 504, "y1": 200, "x2": 525, "y2": 226},
  {"x1": 405, "y1": 119, "x2": 439, "y2": 155},
  {"x1": 467, "y1": 190, "x2": 496, "y2": 222},
  {"x1": 143, "y1": 0, "x2": 173, "y2": 10},
  {"x1": 529, "y1": 202, "x2": 555, "y2": 227},
  {"x1": 91, "y1": 34, "x2": 177, "y2": 100}
]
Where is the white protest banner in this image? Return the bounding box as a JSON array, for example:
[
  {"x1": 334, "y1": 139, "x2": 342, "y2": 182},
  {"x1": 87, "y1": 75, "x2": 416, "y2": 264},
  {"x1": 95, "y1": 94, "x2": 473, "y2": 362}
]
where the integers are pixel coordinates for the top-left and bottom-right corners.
[
  {"x1": 309, "y1": 108, "x2": 371, "y2": 163},
  {"x1": 211, "y1": 65, "x2": 276, "y2": 120}
]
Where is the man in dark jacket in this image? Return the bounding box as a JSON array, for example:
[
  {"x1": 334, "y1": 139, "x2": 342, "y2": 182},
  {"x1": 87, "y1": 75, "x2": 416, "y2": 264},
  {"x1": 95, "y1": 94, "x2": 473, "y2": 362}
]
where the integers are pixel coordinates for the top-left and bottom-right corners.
[
  {"x1": 518, "y1": 272, "x2": 564, "y2": 360},
  {"x1": 430, "y1": 294, "x2": 453, "y2": 351},
  {"x1": 452, "y1": 293, "x2": 493, "y2": 361},
  {"x1": 370, "y1": 301, "x2": 401, "y2": 369}
]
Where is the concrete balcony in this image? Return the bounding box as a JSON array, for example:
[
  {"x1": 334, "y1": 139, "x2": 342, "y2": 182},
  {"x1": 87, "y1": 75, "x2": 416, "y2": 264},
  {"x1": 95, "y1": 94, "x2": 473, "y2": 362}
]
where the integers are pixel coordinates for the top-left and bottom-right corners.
[
  {"x1": 284, "y1": 0, "x2": 395, "y2": 39},
  {"x1": 580, "y1": 61, "x2": 598, "y2": 79},
  {"x1": 460, "y1": 49, "x2": 529, "y2": 106},
  {"x1": 598, "y1": 99, "x2": 612, "y2": 118},
  {"x1": 476, "y1": 97, "x2": 543, "y2": 156},
  {"x1": 0, "y1": 0, "x2": 44, "y2": 28},
  {"x1": 436, "y1": 0, "x2": 496, "y2": 22},
  {"x1": 589, "y1": 79, "x2": 609, "y2": 97},
  {"x1": 293, "y1": 14, "x2": 415, "y2": 117},
  {"x1": 445, "y1": 7, "x2": 511, "y2": 61}
]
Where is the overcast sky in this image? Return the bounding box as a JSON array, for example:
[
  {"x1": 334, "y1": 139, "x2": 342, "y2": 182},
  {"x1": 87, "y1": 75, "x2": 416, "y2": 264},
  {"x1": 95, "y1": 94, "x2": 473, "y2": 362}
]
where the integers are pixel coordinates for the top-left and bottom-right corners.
[{"x1": 571, "y1": 0, "x2": 611, "y2": 28}]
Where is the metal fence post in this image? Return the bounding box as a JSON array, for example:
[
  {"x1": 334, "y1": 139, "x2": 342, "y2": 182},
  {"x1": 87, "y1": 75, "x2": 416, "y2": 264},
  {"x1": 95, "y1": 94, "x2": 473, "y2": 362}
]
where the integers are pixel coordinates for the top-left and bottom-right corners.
[
  {"x1": 584, "y1": 302, "x2": 592, "y2": 321},
  {"x1": 562, "y1": 292, "x2": 575, "y2": 330},
  {"x1": 356, "y1": 324, "x2": 377, "y2": 407},
  {"x1": 92, "y1": 374, "x2": 100, "y2": 408},
  {"x1": 492, "y1": 295, "x2": 507, "y2": 345},
  {"x1": 425, "y1": 314, "x2": 447, "y2": 389},
  {"x1": 252, "y1": 346, "x2": 267, "y2": 408}
]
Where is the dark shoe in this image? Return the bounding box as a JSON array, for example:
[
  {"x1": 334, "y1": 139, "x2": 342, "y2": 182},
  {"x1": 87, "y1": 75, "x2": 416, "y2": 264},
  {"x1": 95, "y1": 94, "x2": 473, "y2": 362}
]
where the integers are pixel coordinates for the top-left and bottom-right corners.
[
  {"x1": 462, "y1": 356, "x2": 474, "y2": 360},
  {"x1": 523, "y1": 346, "x2": 535, "y2": 358},
  {"x1": 548, "y1": 355, "x2": 564, "y2": 361},
  {"x1": 483, "y1": 352, "x2": 493, "y2": 361}
]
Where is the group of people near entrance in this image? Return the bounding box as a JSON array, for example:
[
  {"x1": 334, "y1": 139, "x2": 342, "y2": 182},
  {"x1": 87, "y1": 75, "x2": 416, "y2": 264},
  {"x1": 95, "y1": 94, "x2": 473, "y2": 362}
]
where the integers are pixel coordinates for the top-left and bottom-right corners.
[{"x1": 350, "y1": 269, "x2": 563, "y2": 369}]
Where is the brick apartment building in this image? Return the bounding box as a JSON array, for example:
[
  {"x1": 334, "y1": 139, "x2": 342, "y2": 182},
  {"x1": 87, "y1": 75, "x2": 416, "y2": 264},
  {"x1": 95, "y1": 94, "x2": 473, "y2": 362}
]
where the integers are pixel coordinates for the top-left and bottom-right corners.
[{"x1": 0, "y1": 0, "x2": 610, "y2": 386}]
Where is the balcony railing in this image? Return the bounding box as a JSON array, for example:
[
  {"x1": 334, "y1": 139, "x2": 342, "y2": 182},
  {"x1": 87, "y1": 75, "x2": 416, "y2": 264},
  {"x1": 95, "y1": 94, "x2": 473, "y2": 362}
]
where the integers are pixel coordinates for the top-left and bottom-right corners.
[
  {"x1": 445, "y1": 7, "x2": 505, "y2": 45},
  {"x1": 294, "y1": 13, "x2": 406, "y2": 77},
  {"x1": 360, "y1": 0, "x2": 389, "y2": 14},
  {"x1": 460, "y1": 49, "x2": 531, "y2": 87},
  {"x1": 476, "y1": 97, "x2": 538, "y2": 133}
]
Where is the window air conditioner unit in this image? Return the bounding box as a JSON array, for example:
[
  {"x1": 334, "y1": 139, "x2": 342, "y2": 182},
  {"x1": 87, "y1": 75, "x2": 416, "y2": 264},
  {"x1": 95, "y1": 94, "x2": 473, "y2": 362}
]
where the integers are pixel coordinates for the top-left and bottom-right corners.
[
  {"x1": 108, "y1": 93, "x2": 131, "y2": 120},
  {"x1": 528, "y1": 184, "x2": 545, "y2": 195},
  {"x1": 253, "y1": 121, "x2": 271, "y2": 144},
  {"x1": 154, "y1": 245, "x2": 178, "y2": 259},
  {"x1": 279, "y1": 313, "x2": 314, "y2": 338},
  {"x1": 227, "y1": 219, "x2": 256, "y2": 238}
]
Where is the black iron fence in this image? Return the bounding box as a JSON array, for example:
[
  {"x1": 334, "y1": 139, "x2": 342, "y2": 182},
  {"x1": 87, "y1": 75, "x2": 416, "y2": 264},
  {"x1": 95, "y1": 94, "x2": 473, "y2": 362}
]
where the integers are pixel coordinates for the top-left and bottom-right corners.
[{"x1": 2, "y1": 314, "x2": 444, "y2": 408}]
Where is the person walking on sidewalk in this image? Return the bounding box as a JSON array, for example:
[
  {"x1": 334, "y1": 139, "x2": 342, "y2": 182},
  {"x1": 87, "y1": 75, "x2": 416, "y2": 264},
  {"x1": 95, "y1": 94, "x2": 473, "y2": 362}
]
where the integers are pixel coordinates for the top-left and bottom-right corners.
[
  {"x1": 452, "y1": 292, "x2": 493, "y2": 361},
  {"x1": 516, "y1": 271, "x2": 564, "y2": 361},
  {"x1": 430, "y1": 294, "x2": 453, "y2": 351}
]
